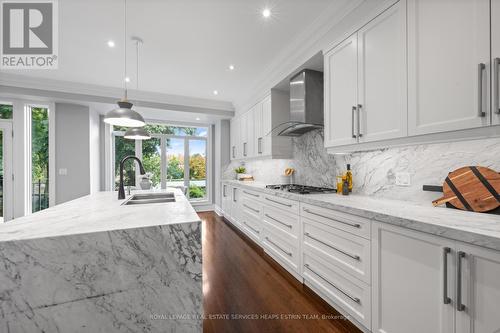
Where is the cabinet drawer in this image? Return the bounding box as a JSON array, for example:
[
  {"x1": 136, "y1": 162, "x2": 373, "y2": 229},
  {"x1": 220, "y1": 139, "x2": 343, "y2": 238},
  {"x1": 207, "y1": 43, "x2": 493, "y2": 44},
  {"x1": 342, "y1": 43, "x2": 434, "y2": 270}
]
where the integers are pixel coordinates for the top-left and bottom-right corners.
[
  {"x1": 262, "y1": 205, "x2": 299, "y2": 238},
  {"x1": 262, "y1": 194, "x2": 299, "y2": 214},
  {"x1": 241, "y1": 188, "x2": 262, "y2": 201},
  {"x1": 262, "y1": 225, "x2": 300, "y2": 274},
  {"x1": 303, "y1": 254, "x2": 371, "y2": 329},
  {"x1": 241, "y1": 197, "x2": 262, "y2": 220},
  {"x1": 240, "y1": 211, "x2": 261, "y2": 243},
  {"x1": 301, "y1": 203, "x2": 370, "y2": 239},
  {"x1": 303, "y1": 217, "x2": 371, "y2": 284}
]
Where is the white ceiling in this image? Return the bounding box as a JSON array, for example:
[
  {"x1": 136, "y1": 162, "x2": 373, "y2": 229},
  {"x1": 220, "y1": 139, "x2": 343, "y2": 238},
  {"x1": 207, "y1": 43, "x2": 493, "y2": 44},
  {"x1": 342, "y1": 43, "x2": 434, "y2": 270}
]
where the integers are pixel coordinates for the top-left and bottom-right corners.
[{"x1": 2, "y1": 0, "x2": 346, "y2": 106}]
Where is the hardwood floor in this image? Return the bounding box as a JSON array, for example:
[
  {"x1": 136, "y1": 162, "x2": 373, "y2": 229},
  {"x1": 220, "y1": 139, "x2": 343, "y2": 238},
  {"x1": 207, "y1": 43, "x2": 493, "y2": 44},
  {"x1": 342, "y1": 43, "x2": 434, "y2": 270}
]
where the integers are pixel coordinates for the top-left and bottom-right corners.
[{"x1": 200, "y1": 211, "x2": 362, "y2": 333}]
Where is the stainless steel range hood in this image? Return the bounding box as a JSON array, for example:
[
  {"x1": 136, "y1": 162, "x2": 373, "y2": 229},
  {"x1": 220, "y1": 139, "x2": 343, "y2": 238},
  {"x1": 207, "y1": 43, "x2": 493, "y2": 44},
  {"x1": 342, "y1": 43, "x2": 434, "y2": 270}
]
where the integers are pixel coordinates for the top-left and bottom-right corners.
[{"x1": 277, "y1": 69, "x2": 324, "y2": 137}]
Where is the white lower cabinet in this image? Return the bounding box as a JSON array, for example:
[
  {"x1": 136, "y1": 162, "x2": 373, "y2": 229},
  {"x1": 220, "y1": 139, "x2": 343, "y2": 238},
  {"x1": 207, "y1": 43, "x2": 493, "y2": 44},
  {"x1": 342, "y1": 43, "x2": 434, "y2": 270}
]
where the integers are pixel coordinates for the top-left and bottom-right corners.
[
  {"x1": 303, "y1": 253, "x2": 371, "y2": 329},
  {"x1": 455, "y1": 242, "x2": 500, "y2": 333},
  {"x1": 262, "y1": 224, "x2": 301, "y2": 279},
  {"x1": 220, "y1": 184, "x2": 500, "y2": 333},
  {"x1": 372, "y1": 222, "x2": 455, "y2": 333},
  {"x1": 372, "y1": 222, "x2": 500, "y2": 333}
]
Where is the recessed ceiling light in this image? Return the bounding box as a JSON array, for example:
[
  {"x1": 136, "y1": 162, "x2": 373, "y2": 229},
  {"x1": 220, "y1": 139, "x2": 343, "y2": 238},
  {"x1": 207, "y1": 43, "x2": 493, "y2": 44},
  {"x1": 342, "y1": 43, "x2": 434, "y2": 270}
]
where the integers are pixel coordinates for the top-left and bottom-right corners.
[
  {"x1": 196, "y1": 117, "x2": 201, "y2": 121},
  {"x1": 213, "y1": 90, "x2": 219, "y2": 95},
  {"x1": 124, "y1": 77, "x2": 130, "y2": 83},
  {"x1": 107, "y1": 40, "x2": 115, "y2": 48},
  {"x1": 262, "y1": 8, "x2": 271, "y2": 18},
  {"x1": 228, "y1": 64, "x2": 235, "y2": 71}
]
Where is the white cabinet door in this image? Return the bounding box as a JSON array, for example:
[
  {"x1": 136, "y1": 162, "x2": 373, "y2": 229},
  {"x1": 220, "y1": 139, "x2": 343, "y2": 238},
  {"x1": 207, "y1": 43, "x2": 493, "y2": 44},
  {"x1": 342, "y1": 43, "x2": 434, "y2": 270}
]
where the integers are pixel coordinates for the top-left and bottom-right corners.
[
  {"x1": 230, "y1": 118, "x2": 238, "y2": 160},
  {"x1": 324, "y1": 34, "x2": 358, "y2": 147},
  {"x1": 372, "y1": 222, "x2": 455, "y2": 333},
  {"x1": 261, "y1": 95, "x2": 272, "y2": 156},
  {"x1": 358, "y1": 1, "x2": 407, "y2": 143},
  {"x1": 493, "y1": 0, "x2": 500, "y2": 126},
  {"x1": 456, "y1": 243, "x2": 500, "y2": 333},
  {"x1": 407, "y1": 0, "x2": 490, "y2": 135},
  {"x1": 221, "y1": 183, "x2": 232, "y2": 217},
  {"x1": 239, "y1": 113, "x2": 248, "y2": 159},
  {"x1": 252, "y1": 101, "x2": 263, "y2": 157},
  {"x1": 246, "y1": 108, "x2": 255, "y2": 158}
]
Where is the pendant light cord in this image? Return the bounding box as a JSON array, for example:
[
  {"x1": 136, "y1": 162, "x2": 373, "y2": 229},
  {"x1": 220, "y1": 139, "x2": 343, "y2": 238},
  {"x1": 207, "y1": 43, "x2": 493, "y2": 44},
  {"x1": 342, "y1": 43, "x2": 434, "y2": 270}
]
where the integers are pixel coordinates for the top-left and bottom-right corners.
[
  {"x1": 136, "y1": 39, "x2": 139, "y2": 90},
  {"x1": 123, "y1": 0, "x2": 128, "y2": 100}
]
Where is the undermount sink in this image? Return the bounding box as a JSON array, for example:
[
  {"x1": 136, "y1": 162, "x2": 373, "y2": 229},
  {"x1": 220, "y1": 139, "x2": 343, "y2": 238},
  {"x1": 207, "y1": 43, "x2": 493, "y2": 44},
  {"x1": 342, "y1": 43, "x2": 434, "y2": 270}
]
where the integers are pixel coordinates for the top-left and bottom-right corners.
[{"x1": 122, "y1": 192, "x2": 176, "y2": 205}]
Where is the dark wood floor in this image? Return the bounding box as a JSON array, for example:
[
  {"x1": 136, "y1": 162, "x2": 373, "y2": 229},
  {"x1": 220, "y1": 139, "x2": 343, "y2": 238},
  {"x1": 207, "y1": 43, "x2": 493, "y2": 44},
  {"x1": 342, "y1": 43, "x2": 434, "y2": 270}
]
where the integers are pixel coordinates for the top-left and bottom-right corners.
[{"x1": 200, "y1": 211, "x2": 362, "y2": 333}]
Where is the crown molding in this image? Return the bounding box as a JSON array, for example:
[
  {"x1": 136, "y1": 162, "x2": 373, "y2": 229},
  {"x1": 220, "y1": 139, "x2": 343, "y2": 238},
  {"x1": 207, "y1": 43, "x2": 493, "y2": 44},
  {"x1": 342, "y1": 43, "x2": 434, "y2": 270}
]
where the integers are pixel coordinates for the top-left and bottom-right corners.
[
  {"x1": 233, "y1": 0, "x2": 366, "y2": 113},
  {"x1": 0, "y1": 73, "x2": 235, "y2": 117}
]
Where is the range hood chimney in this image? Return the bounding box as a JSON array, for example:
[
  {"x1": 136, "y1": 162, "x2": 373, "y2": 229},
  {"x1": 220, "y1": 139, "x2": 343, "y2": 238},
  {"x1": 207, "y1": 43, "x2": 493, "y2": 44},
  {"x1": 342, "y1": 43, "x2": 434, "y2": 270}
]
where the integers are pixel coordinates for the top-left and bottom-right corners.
[{"x1": 278, "y1": 69, "x2": 324, "y2": 137}]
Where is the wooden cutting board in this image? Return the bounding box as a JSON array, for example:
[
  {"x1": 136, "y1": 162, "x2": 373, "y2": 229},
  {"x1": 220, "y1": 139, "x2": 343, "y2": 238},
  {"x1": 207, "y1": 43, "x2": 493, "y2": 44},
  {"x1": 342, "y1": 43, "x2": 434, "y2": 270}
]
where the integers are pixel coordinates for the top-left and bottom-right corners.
[{"x1": 432, "y1": 166, "x2": 500, "y2": 212}]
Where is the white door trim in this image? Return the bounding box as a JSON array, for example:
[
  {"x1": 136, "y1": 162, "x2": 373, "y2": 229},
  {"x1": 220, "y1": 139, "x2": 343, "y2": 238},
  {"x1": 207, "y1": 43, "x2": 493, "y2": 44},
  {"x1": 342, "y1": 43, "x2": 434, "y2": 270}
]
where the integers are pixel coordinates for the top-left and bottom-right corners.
[{"x1": 0, "y1": 121, "x2": 13, "y2": 221}]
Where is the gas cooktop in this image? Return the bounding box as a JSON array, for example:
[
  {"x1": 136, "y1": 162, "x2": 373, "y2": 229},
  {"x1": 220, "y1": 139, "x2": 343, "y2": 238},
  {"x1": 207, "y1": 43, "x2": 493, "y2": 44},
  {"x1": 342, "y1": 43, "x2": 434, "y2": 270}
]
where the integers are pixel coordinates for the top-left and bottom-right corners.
[{"x1": 265, "y1": 184, "x2": 336, "y2": 194}]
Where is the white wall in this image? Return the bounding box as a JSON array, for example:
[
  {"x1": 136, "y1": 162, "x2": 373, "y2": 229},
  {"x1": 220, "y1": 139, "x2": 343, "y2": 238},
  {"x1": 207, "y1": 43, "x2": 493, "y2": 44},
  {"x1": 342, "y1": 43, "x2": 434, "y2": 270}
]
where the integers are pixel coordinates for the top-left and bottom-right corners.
[{"x1": 55, "y1": 103, "x2": 91, "y2": 204}]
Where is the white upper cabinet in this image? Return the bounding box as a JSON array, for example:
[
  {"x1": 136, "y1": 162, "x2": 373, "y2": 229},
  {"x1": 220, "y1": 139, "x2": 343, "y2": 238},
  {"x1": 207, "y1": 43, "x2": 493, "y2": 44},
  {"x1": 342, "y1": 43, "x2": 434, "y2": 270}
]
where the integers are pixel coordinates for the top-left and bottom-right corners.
[
  {"x1": 358, "y1": 1, "x2": 407, "y2": 143},
  {"x1": 407, "y1": 0, "x2": 490, "y2": 135},
  {"x1": 493, "y1": 0, "x2": 500, "y2": 126},
  {"x1": 324, "y1": 34, "x2": 359, "y2": 147},
  {"x1": 325, "y1": 1, "x2": 407, "y2": 149},
  {"x1": 230, "y1": 90, "x2": 291, "y2": 161}
]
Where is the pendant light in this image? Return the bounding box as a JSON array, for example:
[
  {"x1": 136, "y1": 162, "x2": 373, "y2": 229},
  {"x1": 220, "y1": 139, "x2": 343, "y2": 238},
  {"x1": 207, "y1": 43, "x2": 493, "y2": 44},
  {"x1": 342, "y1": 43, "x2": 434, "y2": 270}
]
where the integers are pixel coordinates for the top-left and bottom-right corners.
[
  {"x1": 104, "y1": 0, "x2": 146, "y2": 128},
  {"x1": 124, "y1": 37, "x2": 151, "y2": 140}
]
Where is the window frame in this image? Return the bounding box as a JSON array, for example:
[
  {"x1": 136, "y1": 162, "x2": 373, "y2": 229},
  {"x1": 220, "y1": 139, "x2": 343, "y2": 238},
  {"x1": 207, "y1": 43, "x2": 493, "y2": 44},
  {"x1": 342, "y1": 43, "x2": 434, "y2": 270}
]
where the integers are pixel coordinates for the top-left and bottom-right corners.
[{"x1": 110, "y1": 124, "x2": 211, "y2": 204}]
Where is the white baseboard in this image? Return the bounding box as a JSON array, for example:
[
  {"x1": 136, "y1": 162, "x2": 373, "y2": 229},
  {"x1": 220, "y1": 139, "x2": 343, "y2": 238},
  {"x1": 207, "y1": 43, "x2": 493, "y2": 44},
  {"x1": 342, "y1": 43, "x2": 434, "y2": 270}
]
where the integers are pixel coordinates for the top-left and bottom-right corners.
[
  {"x1": 214, "y1": 205, "x2": 224, "y2": 216},
  {"x1": 193, "y1": 204, "x2": 215, "y2": 212}
]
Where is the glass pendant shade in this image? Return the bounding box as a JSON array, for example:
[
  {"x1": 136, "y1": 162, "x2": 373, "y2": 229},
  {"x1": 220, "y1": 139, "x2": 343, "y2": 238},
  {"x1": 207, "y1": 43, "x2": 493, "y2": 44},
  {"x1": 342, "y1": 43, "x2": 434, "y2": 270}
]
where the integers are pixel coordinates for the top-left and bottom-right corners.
[
  {"x1": 104, "y1": 101, "x2": 146, "y2": 127},
  {"x1": 124, "y1": 127, "x2": 151, "y2": 140}
]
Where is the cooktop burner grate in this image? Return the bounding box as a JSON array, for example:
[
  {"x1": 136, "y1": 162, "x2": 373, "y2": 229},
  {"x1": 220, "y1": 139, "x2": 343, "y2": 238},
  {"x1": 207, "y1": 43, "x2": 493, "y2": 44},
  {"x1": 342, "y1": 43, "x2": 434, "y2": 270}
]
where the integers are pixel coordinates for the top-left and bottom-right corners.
[{"x1": 265, "y1": 184, "x2": 336, "y2": 194}]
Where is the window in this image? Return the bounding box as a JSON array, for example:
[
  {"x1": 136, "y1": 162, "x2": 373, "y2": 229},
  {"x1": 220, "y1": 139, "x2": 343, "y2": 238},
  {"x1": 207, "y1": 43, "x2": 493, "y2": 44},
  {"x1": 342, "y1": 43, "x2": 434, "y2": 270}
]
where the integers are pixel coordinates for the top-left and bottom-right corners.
[
  {"x1": 0, "y1": 104, "x2": 13, "y2": 119},
  {"x1": 111, "y1": 124, "x2": 209, "y2": 202},
  {"x1": 30, "y1": 106, "x2": 49, "y2": 213}
]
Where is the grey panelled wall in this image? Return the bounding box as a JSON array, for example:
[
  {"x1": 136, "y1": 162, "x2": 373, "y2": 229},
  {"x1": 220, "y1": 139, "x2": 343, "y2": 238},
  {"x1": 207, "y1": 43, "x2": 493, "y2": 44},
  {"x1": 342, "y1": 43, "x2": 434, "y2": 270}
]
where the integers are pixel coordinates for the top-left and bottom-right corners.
[{"x1": 55, "y1": 103, "x2": 91, "y2": 204}]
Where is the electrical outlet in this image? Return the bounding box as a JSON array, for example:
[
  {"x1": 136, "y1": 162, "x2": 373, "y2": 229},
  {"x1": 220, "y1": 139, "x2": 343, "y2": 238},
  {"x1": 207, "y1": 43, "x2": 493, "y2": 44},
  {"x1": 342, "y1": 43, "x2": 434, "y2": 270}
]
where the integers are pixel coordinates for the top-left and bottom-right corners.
[
  {"x1": 58, "y1": 168, "x2": 67, "y2": 176},
  {"x1": 395, "y1": 172, "x2": 411, "y2": 186}
]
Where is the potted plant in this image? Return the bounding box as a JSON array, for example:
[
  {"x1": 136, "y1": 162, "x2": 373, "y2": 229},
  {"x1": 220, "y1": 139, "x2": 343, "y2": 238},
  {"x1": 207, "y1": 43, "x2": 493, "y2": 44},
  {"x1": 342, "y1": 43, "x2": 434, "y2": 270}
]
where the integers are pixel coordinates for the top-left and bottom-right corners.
[{"x1": 234, "y1": 166, "x2": 246, "y2": 180}]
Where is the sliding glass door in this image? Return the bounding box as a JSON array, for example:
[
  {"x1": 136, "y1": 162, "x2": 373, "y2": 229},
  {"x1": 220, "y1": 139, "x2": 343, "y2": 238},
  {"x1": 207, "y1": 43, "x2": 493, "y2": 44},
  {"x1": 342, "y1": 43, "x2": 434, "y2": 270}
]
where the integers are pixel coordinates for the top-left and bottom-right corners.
[{"x1": 112, "y1": 124, "x2": 209, "y2": 202}]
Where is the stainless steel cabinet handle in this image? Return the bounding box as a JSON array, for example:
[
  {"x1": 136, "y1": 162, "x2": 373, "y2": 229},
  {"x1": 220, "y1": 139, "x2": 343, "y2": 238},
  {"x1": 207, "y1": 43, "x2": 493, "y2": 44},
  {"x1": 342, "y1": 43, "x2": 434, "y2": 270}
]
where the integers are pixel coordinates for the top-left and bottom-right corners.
[
  {"x1": 478, "y1": 63, "x2": 486, "y2": 117},
  {"x1": 243, "y1": 190, "x2": 260, "y2": 198},
  {"x1": 232, "y1": 188, "x2": 237, "y2": 202},
  {"x1": 265, "y1": 197, "x2": 292, "y2": 207},
  {"x1": 232, "y1": 146, "x2": 235, "y2": 158},
  {"x1": 265, "y1": 237, "x2": 292, "y2": 256},
  {"x1": 302, "y1": 208, "x2": 361, "y2": 228},
  {"x1": 265, "y1": 213, "x2": 292, "y2": 229},
  {"x1": 457, "y1": 251, "x2": 466, "y2": 311},
  {"x1": 258, "y1": 137, "x2": 262, "y2": 154},
  {"x1": 243, "y1": 204, "x2": 260, "y2": 213},
  {"x1": 243, "y1": 221, "x2": 260, "y2": 234},
  {"x1": 494, "y1": 58, "x2": 500, "y2": 114},
  {"x1": 223, "y1": 185, "x2": 227, "y2": 198},
  {"x1": 351, "y1": 106, "x2": 356, "y2": 139},
  {"x1": 357, "y1": 104, "x2": 363, "y2": 138},
  {"x1": 305, "y1": 264, "x2": 360, "y2": 304},
  {"x1": 243, "y1": 142, "x2": 247, "y2": 156},
  {"x1": 443, "y1": 247, "x2": 451, "y2": 305},
  {"x1": 305, "y1": 232, "x2": 360, "y2": 260}
]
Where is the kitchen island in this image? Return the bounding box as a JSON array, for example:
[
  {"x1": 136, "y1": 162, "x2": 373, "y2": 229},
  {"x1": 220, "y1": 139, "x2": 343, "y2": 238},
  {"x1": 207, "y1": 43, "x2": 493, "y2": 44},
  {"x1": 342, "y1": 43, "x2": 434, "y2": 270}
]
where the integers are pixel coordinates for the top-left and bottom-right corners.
[{"x1": 0, "y1": 188, "x2": 202, "y2": 333}]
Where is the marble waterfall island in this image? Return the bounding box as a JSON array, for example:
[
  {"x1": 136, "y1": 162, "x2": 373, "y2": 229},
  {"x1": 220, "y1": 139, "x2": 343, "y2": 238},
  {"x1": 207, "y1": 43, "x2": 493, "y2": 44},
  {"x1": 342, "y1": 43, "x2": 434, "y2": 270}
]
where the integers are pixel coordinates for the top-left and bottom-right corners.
[{"x1": 0, "y1": 188, "x2": 202, "y2": 333}]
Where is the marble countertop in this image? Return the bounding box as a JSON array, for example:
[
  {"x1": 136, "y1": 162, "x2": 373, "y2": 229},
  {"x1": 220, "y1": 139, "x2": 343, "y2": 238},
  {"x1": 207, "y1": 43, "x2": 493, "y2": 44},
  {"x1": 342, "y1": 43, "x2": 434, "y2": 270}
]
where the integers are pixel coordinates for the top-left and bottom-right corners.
[
  {"x1": 0, "y1": 188, "x2": 200, "y2": 242},
  {"x1": 223, "y1": 180, "x2": 500, "y2": 251}
]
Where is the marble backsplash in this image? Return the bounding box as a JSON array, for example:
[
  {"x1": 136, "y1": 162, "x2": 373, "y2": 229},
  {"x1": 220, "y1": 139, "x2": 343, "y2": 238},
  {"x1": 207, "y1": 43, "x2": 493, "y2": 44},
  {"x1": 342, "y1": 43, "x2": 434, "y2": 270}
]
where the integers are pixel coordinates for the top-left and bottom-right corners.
[{"x1": 223, "y1": 129, "x2": 500, "y2": 205}]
